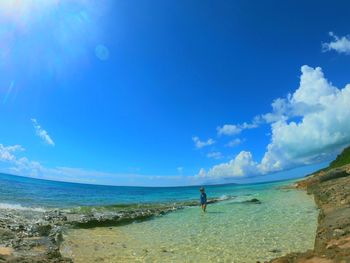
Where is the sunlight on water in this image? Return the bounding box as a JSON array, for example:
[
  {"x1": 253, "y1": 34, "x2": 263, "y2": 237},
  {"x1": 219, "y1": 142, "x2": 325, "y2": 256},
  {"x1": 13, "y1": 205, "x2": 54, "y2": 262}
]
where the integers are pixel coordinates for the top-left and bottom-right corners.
[{"x1": 61, "y1": 188, "x2": 318, "y2": 263}]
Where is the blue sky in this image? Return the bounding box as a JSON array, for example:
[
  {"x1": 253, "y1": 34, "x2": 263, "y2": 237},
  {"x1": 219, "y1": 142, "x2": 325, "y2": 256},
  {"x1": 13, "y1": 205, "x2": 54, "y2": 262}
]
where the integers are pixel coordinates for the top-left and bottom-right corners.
[{"x1": 1, "y1": 0, "x2": 350, "y2": 186}]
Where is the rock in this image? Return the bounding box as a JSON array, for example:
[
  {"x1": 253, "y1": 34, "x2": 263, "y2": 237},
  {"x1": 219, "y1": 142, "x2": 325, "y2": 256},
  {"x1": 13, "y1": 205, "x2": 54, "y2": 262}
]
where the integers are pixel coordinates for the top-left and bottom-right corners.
[
  {"x1": 333, "y1": 228, "x2": 345, "y2": 237},
  {"x1": 269, "y1": 249, "x2": 282, "y2": 253},
  {"x1": 271, "y1": 163, "x2": 350, "y2": 262},
  {"x1": 44, "y1": 210, "x2": 67, "y2": 223},
  {"x1": 0, "y1": 228, "x2": 15, "y2": 241},
  {"x1": 0, "y1": 207, "x2": 73, "y2": 262},
  {"x1": 243, "y1": 198, "x2": 262, "y2": 204},
  {"x1": 35, "y1": 222, "x2": 52, "y2": 236}
]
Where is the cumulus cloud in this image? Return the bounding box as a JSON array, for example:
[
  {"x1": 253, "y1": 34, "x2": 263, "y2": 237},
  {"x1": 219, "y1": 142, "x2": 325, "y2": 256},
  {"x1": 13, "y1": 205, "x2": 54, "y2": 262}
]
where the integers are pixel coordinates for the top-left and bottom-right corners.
[
  {"x1": 31, "y1": 118, "x2": 55, "y2": 146},
  {"x1": 322, "y1": 32, "x2": 350, "y2": 55},
  {"x1": 217, "y1": 122, "x2": 258, "y2": 136},
  {"x1": 198, "y1": 65, "x2": 350, "y2": 178},
  {"x1": 259, "y1": 65, "x2": 350, "y2": 173},
  {"x1": 192, "y1": 136, "x2": 215, "y2": 149},
  {"x1": 198, "y1": 151, "x2": 258, "y2": 178}
]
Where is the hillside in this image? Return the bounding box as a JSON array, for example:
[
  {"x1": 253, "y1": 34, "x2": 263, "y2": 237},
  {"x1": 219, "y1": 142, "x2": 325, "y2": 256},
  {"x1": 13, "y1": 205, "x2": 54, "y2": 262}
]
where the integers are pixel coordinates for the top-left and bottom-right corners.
[
  {"x1": 328, "y1": 146, "x2": 350, "y2": 169},
  {"x1": 308, "y1": 146, "x2": 350, "y2": 176}
]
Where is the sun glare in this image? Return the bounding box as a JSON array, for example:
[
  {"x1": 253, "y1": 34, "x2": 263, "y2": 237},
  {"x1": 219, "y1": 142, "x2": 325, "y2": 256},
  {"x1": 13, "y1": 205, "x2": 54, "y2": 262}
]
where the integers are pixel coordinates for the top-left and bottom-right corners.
[
  {"x1": 0, "y1": 0, "x2": 108, "y2": 76},
  {"x1": 0, "y1": 0, "x2": 60, "y2": 28}
]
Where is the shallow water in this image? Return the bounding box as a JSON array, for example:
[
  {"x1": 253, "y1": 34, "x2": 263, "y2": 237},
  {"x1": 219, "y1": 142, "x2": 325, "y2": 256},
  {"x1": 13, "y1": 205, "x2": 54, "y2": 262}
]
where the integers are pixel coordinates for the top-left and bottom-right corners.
[{"x1": 61, "y1": 186, "x2": 318, "y2": 263}]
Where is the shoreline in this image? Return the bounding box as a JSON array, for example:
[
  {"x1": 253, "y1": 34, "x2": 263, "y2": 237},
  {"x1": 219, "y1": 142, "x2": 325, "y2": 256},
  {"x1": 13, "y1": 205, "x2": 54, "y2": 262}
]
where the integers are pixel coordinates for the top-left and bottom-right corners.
[
  {"x1": 270, "y1": 164, "x2": 350, "y2": 262},
  {"x1": 2, "y1": 168, "x2": 348, "y2": 262},
  {"x1": 0, "y1": 196, "x2": 256, "y2": 262}
]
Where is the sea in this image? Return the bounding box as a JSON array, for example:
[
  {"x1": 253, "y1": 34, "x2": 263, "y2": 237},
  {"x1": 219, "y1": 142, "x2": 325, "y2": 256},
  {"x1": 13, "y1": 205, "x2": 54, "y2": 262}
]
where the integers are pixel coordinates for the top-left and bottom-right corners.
[{"x1": 0, "y1": 173, "x2": 319, "y2": 262}]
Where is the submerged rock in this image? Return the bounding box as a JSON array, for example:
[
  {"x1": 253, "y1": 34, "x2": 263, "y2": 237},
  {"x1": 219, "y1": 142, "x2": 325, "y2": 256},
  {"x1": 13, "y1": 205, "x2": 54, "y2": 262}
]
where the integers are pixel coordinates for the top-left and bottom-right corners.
[
  {"x1": 242, "y1": 198, "x2": 262, "y2": 204},
  {"x1": 269, "y1": 248, "x2": 282, "y2": 253}
]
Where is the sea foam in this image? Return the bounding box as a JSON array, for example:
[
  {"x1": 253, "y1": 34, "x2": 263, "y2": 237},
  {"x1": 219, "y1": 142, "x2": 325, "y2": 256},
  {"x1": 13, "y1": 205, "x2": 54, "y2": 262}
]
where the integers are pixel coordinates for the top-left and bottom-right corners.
[{"x1": 0, "y1": 202, "x2": 46, "y2": 212}]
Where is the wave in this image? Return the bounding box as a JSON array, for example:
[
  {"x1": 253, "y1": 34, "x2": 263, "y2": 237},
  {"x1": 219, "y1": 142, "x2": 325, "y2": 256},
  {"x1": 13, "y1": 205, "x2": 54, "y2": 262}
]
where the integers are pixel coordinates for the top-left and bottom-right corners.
[
  {"x1": 218, "y1": 194, "x2": 231, "y2": 201},
  {"x1": 0, "y1": 202, "x2": 46, "y2": 212}
]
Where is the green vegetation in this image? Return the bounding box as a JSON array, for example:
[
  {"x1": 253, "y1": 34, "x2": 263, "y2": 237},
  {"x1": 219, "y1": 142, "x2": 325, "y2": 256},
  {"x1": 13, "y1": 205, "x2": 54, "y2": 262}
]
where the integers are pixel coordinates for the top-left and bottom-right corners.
[
  {"x1": 328, "y1": 146, "x2": 350, "y2": 169},
  {"x1": 307, "y1": 146, "x2": 350, "y2": 177}
]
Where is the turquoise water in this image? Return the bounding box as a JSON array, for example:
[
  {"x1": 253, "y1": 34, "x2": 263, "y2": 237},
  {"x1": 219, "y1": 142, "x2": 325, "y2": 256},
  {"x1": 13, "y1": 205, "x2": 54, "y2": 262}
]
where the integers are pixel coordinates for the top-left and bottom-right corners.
[
  {"x1": 0, "y1": 173, "x2": 295, "y2": 209},
  {"x1": 0, "y1": 173, "x2": 319, "y2": 262},
  {"x1": 61, "y1": 183, "x2": 318, "y2": 262}
]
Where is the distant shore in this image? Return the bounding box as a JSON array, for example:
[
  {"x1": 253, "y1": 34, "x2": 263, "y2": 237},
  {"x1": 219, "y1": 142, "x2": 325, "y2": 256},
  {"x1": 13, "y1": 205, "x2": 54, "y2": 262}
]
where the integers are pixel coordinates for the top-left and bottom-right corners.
[{"x1": 270, "y1": 164, "x2": 350, "y2": 262}]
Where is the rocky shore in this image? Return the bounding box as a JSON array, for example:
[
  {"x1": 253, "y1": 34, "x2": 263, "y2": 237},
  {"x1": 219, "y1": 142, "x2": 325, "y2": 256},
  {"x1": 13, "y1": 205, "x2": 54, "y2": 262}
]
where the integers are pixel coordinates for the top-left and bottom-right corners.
[
  {"x1": 0, "y1": 195, "x2": 249, "y2": 262},
  {"x1": 270, "y1": 164, "x2": 350, "y2": 263},
  {"x1": 5, "y1": 160, "x2": 350, "y2": 263},
  {"x1": 2, "y1": 163, "x2": 349, "y2": 263},
  {"x1": 0, "y1": 209, "x2": 71, "y2": 263}
]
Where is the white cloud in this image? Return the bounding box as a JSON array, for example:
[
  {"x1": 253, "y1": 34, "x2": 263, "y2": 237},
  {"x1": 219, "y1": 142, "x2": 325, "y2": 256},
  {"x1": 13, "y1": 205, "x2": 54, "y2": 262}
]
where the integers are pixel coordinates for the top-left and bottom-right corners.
[
  {"x1": 217, "y1": 122, "x2": 258, "y2": 136},
  {"x1": 226, "y1": 138, "x2": 242, "y2": 147},
  {"x1": 31, "y1": 118, "x2": 55, "y2": 146},
  {"x1": 207, "y1": 151, "x2": 223, "y2": 160},
  {"x1": 199, "y1": 65, "x2": 350, "y2": 178},
  {"x1": 217, "y1": 124, "x2": 241, "y2": 136},
  {"x1": 322, "y1": 32, "x2": 350, "y2": 55},
  {"x1": 192, "y1": 136, "x2": 215, "y2": 149},
  {"x1": 197, "y1": 168, "x2": 206, "y2": 178},
  {"x1": 0, "y1": 143, "x2": 204, "y2": 186},
  {"x1": 0, "y1": 144, "x2": 24, "y2": 162},
  {"x1": 259, "y1": 65, "x2": 350, "y2": 173},
  {"x1": 198, "y1": 151, "x2": 258, "y2": 178}
]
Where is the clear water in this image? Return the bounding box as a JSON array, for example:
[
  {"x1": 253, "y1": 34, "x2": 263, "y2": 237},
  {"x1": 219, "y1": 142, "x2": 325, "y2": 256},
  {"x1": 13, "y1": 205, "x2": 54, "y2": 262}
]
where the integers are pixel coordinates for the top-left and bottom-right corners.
[
  {"x1": 0, "y1": 173, "x2": 318, "y2": 262},
  {"x1": 60, "y1": 182, "x2": 318, "y2": 262},
  {"x1": 0, "y1": 173, "x2": 295, "y2": 209}
]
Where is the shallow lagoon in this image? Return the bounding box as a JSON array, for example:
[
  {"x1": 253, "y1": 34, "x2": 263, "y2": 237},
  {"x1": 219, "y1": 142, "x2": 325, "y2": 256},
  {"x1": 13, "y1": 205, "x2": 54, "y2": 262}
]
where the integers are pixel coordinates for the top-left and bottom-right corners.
[{"x1": 61, "y1": 182, "x2": 318, "y2": 263}]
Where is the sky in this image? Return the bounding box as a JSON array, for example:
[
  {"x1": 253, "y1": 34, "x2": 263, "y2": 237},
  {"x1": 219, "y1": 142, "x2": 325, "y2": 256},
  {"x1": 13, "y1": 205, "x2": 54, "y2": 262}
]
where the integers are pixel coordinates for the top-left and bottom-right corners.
[{"x1": 1, "y1": 0, "x2": 350, "y2": 186}]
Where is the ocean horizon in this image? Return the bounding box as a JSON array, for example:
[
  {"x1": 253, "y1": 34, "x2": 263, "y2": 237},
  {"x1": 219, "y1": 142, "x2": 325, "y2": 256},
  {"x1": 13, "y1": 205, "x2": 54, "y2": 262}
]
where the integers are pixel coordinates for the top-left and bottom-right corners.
[{"x1": 0, "y1": 172, "x2": 301, "y2": 209}]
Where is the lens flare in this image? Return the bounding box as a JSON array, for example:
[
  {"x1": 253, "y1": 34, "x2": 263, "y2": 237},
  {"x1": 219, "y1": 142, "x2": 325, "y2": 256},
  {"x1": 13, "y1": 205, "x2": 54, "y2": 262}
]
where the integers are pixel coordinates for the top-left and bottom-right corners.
[
  {"x1": 0, "y1": 0, "x2": 109, "y2": 78},
  {"x1": 95, "y1": 44, "x2": 110, "y2": 61}
]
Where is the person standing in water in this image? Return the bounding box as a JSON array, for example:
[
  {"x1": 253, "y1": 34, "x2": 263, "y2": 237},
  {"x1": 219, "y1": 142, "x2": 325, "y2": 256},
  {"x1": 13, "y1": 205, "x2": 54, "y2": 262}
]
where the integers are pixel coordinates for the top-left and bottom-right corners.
[{"x1": 199, "y1": 187, "x2": 207, "y2": 212}]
